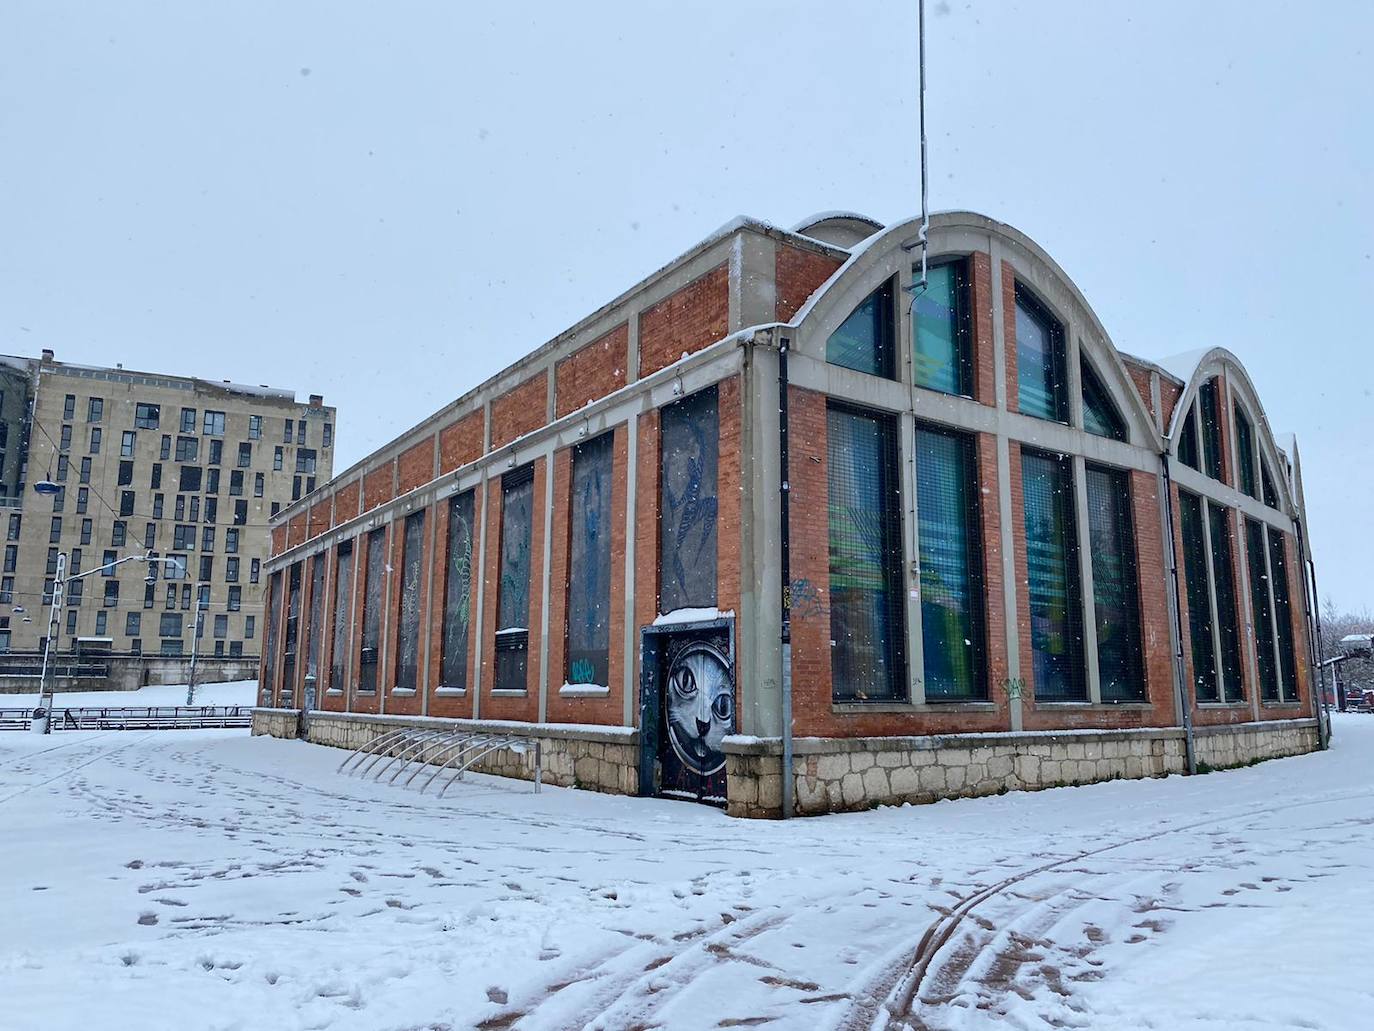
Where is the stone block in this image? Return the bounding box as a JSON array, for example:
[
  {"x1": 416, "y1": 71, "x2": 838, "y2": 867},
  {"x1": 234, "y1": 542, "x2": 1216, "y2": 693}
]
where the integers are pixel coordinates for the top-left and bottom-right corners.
[
  {"x1": 850, "y1": 751, "x2": 875, "y2": 772},
  {"x1": 890, "y1": 766, "x2": 920, "y2": 795},
  {"x1": 918, "y1": 765, "x2": 946, "y2": 792},
  {"x1": 862, "y1": 766, "x2": 889, "y2": 799},
  {"x1": 840, "y1": 772, "x2": 865, "y2": 808},
  {"x1": 815, "y1": 754, "x2": 849, "y2": 782}
]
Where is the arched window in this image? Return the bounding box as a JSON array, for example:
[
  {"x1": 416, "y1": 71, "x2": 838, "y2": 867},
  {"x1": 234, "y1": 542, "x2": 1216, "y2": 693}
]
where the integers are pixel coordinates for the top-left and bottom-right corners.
[
  {"x1": 826, "y1": 281, "x2": 896, "y2": 379},
  {"x1": 1234, "y1": 404, "x2": 1257, "y2": 498},
  {"x1": 1014, "y1": 285, "x2": 1068, "y2": 423},
  {"x1": 1081, "y1": 359, "x2": 1127, "y2": 441}
]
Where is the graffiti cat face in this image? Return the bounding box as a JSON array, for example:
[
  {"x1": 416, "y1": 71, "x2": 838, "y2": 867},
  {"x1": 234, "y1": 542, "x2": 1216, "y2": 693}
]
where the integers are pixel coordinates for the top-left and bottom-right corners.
[{"x1": 666, "y1": 641, "x2": 734, "y2": 776}]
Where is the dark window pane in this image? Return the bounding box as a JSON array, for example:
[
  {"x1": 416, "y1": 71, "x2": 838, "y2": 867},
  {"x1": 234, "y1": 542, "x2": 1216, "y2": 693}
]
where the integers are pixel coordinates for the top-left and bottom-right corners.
[
  {"x1": 828, "y1": 405, "x2": 906, "y2": 701},
  {"x1": 1082, "y1": 360, "x2": 1127, "y2": 441},
  {"x1": 359, "y1": 529, "x2": 385, "y2": 693},
  {"x1": 1180, "y1": 492, "x2": 1217, "y2": 701},
  {"x1": 659, "y1": 386, "x2": 719, "y2": 614},
  {"x1": 1199, "y1": 380, "x2": 1224, "y2": 481},
  {"x1": 915, "y1": 426, "x2": 984, "y2": 699},
  {"x1": 330, "y1": 543, "x2": 353, "y2": 689},
  {"x1": 1267, "y1": 528, "x2": 1299, "y2": 701},
  {"x1": 440, "y1": 492, "x2": 475, "y2": 689},
  {"x1": 567, "y1": 434, "x2": 613, "y2": 686},
  {"x1": 1261, "y1": 460, "x2": 1279, "y2": 509},
  {"x1": 1022, "y1": 450, "x2": 1085, "y2": 700},
  {"x1": 1208, "y1": 502, "x2": 1244, "y2": 701},
  {"x1": 1086, "y1": 466, "x2": 1144, "y2": 700},
  {"x1": 305, "y1": 552, "x2": 326, "y2": 688},
  {"x1": 827, "y1": 280, "x2": 896, "y2": 379},
  {"x1": 1246, "y1": 517, "x2": 1279, "y2": 701},
  {"x1": 282, "y1": 563, "x2": 302, "y2": 704},
  {"x1": 913, "y1": 260, "x2": 971, "y2": 395},
  {"x1": 1235, "y1": 406, "x2": 1257, "y2": 498},
  {"x1": 264, "y1": 572, "x2": 282, "y2": 701},
  {"x1": 496, "y1": 468, "x2": 534, "y2": 692},
  {"x1": 1015, "y1": 287, "x2": 1068, "y2": 422},
  {"x1": 395, "y1": 511, "x2": 425, "y2": 692}
]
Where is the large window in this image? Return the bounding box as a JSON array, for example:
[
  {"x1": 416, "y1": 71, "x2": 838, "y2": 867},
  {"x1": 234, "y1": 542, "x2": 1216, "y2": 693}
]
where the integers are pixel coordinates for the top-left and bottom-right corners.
[
  {"x1": 828, "y1": 404, "x2": 905, "y2": 701},
  {"x1": 359, "y1": 529, "x2": 385, "y2": 694},
  {"x1": 330, "y1": 541, "x2": 353, "y2": 690},
  {"x1": 1268, "y1": 528, "x2": 1299, "y2": 701},
  {"x1": 1235, "y1": 405, "x2": 1257, "y2": 498},
  {"x1": 913, "y1": 260, "x2": 972, "y2": 396},
  {"x1": 440, "y1": 492, "x2": 475, "y2": 690},
  {"x1": 1208, "y1": 502, "x2": 1245, "y2": 701},
  {"x1": 395, "y1": 511, "x2": 425, "y2": 692},
  {"x1": 915, "y1": 426, "x2": 984, "y2": 699},
  {"x1": 264, "y1": 571, "x2": 282, "y2": 701},
  {"x1": 659, "y1": 386, "x2": 718, "y2": 615},
  {"x1": 1022, "y1": 450, "x2": 1085, "y2": 700},
  {"x1": 305, "y1": 552, "x2": 326, "y2": 691},
  {"x1": 282, "y1": 563, "x2": 302, "y2": 704},
  {"x1": 1199, "y1": 379, "x2": 1224, "y2": 482},
  {"x1": 827, "y1": 280, "x2": 896, "y2": 380},
  {"x1": 1081, "y1": 360, "x2": 1127, "y2": 441},
  {"x1": 1015, "y1": 286, "x2": 1068, "y2": 422},
  {"x1": 1086, "y1": 466, "x2": 1144, "y2": 700},
  {"x1": 495, "y1": 466, "x2": 534, "y2": 692},
  {"x1": 1245, "y1": 517, "x2": 1279, "y2": 701},
  {"x1": 567, "y1": 434, "x2": 613, "y2": 687}
]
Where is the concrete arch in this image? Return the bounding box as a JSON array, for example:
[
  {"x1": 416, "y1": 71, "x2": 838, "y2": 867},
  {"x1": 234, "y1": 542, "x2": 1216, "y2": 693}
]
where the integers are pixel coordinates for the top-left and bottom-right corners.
[{"x1": 788, "y1": 210, "x2": 1158, "y2": 448}]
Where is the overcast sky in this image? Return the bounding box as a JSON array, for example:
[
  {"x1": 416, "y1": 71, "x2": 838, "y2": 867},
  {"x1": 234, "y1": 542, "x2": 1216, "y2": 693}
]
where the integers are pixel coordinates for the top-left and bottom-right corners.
[{"x1": 2, "y1": 1, "x2": 1371, "y2": 609}]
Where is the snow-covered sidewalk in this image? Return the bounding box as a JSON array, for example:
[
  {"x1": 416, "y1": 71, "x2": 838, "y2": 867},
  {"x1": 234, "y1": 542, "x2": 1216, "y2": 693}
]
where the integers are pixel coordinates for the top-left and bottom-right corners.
[
  {"x1": 2, "y1": 716, "x2": 1372, "y2": 1030},
  {"x1": 1, "y1": 678, "x2": 257, "y2": 710}
]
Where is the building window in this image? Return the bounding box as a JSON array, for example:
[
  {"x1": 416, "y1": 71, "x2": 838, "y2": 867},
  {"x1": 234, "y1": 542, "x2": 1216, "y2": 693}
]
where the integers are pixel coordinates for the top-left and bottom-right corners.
[
  {"x1": 659, "y1": 386, "x2": 718, "y2": 614},
  {"x1": 238, "y1": 442, "x2": 252, "y2": 467},
  {"x1": 120, "y1": 430, "x2": 135, "y2": 457},
  {"x1": 913, "y1": 259, "x2": 972, "y2": 395},
  {"x1": 204, "y1": 498, "x2": 217, "y2": 524},
  {"x1": 292, "y1": 476, "x2": 302, "y2": 501},
  {"x1": 152, "y1": 494, "x2": 164, "y2": 519},
  {"x1": 228, "y1": 586, "x2": 241, "y2": 611},
  {"x1": 234, "y1": 500, "x2": 247, "y2": 525},
  {"x1": 1235, "y1": 405, "x2": 1257, "y2": 498},
  {"x1": 166, "y1": 553, "x2": 187, "y2": 579},
  {"x1": 1208, "y1": 501, "x2": 1244, "y2": 701},
  {"x1": 213, "y1": 613, "x2": 228, "y2": 639},
  {"x1": 264, "y1": 572, "x2": 282, "y2": 697},
  {"x1": 828, "y1": 404, "x2": 906, "y2": 702},
  {"x1": 915, "y1": 425, "x2": 984, "y2": 700},
  {"x1": 359, "y1": 530, "x2": 384, "y2": 693},
  {"x1": 6, "y1": 514, "x2": 19, "y2": 540},
  {"x1": 60, "y1": 424, "x2": 72, "y2": 451},
  {"x1": 199, "y1": 555, "x2": 213, "y2": 581},
  {"x1": 1199, "y1": 379, "x2": 1224, "y2": 481},
  {"x1": 1081, "y1": 359, "x2": 1127, "y2": 441},
  {"x1": 67, "y1": 608, "x2": 78, "y2": 634},
  {"x1": 95, "y1": 610, "x2": 107, "y2": 636},
  {"x1": 1022, "y1": 449, "x2": 1085, "y2": 700},
  {"x1": 324, "y1": 423, "x2": 333, "y2": 448},
  {"x1": 827, "y1": 279, "x2": 897, "y2": 380},
  {"x1": 0, "y1": 577, "x2": 11, "y2": 605},
  {"x1": 567, "y1": 434, "x2": 614, "y2": 687},
  {"x1": 160, "y1": 434, "x2": 171, "y2": 460},
  {"x1": 175, "y1": 436, "x2": 199, "y2": 463},
  {"x1": 159, "y1": 612, "x2": 181, "y2": 638},
  {"x1": 248, "y1": 415, "x2": 261, "y2": 440},
  {"x1": 1015, "y1": 285, "x2": 1068, "y2": 422},
  {"x1": 1268, "y1": 528, "x2": 1299, "y2": 702},
  {"x1": 143, "y1": 522, "x2": 155, "y2": 549},
  {"x1": 441, "y1": 492, "x2": 475, "y2": 690},
  {"x1": 273, "y1": 446, "x2": 284, "y2": 471},
  {"x1": 330, "y1": 542, "x2": 352, "y2": 688},
  {"x1": 2, "y1": 545, "x2": 14, "y2": 573},
  {"x1": 245, "y1": 614, "x2": 256, "y2": 639},
  {"x1": 126, "y1": 612, "x2": 140, "y2": 637},
  {"x1": 208, "y1": 439, "x2": 223, "y2": 466},
  {"x1": 296, "y1": 448, "x2": 317, "y2": 474},
  {"x1": 150, "y1": 463, "x2": 162, "y2": 490},
  {"x1": 225, "y1": 528, "x2": 239, "y2": 553},
  {"x1": 79, "y1": 457, "x2": 91, "y2": 483},
  {"x1": 180, "y1": 408, "x2": 196, "y2": 433},
  {"x1": 87, "y1": 397, "x2": 103, "y2": 422},
  {"x1": 76, "y1": 488, "x2": 89, "y2": 513},
  {"x1": 1261, "y1": 460, "x2": 1279, "y2": 509},
  {"x1": 229, "y1": 470, "x2": 243, "y2": 496},
  {"x1": 254, "y1": 472, "x2": 264, "y2": 497},
  {"x1": 90, "y1": 427, "x2": 102, "y2": 453},
  {"x1": 250, "y1": 558, "x2": 260, "y2": 584},
  {"x1": 102, "y1": 548, "x2": 116, "y2": 574},
  {"x1": 203, "y1": 410, "x2": 225, "y2": 436},
  {"x1": 63, "y1": 394, "x2": 75, "y2": 420},
  {"x1": 117, "y1": 460, "x2": 133, "y2": 487},
  {"x1": 50, "y1": 516, "x2": 62, "y2": 543},
  {"x1": 180, "y1": 466, "x2": 202, "y2": 492},
  {"x1": 202, "y1": 526, "x2": 215, "y2": 551},
  {"x1": 206, "y1": 468, "x2": 220, "y2": 495},
  {"x1": 135, "y1": 403, "x2": 160, "y2": 429},
  {"x1": 103, "y1": 580, "x2": 119, "y2": 608},
  {"x1": 395, "y1": 512, "x2": 425, "y2": 692},
  {"x1": 225, "y1": 556, "x2": 239, "y2": 581},
  {"x1": 1246, "y1": 517, "x2": 1280, "y2": 702},
  {"x1": 1086, "y1": 465, "x2": 1144, "y2": 700},
  {"x1": 284, "y1": 419, "x2": 294, "y2": 444},
  {"x1": 111, "y1": 521, "x2": 126, "y2": 547},
  {"x1": 495, "y1": 467, "x2": 534, "y2": 692},
  {"x1": 56, "y1": 454, "x2": 68, "y2": 483},
  {"x1": 173, "y1": 524, "x2": 195, "y2": 551},
  {"x1": 297, "y1": 420, "x2": 306, "y2": 445}
]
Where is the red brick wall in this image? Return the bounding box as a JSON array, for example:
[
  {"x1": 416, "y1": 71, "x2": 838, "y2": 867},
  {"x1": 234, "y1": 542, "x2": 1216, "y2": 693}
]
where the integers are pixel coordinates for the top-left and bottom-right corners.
[
  {"x1": 270, "y1": 523, "x2": 287, "y2": 557},
  {"x1": 632, "y1": 410, "x2": 661, "y2": 709},
  {"x1": 556, "y1": 324, "x2": 628, "y2": 419},
  {"x1": 1123, "y1": 360, "x2": 1155, "y2": 422},
  {"x1": 439, "y1": 411, "x2": 484, "y2": 473},
  {"x1": 638, "y1": 264, "x2": 729, "y2": 377},
  {"x1": 333, "y1": 480, "x2": 360, "y2": 527},
  {"x1": 775, "y1": 246, "x2": 843, "y2": 322},
  {"x1": 489, "y1": 375, "x2": 549, "y2": 450},
  {"x1": 1131, "y1": 469, "x2": 1178, "y2": 721},
  {"x1": 1160, "y1": 379, "x2": 1184, "y2": 431},
  {"x1": 363, "y1": 464, "x2": 394, "y2": 513},
  {"x1": 397, "y1": 437, "x2": 435, "y2": 494},
  {"x1": 287, "y1": 512, "x2": 307, "y2": 549},
  {"x1": 970, "y1": 252, "x2": 997, "y2": 405},
  {"x1": 307, "y1": 500, "x2": 330, "y2": 541}
]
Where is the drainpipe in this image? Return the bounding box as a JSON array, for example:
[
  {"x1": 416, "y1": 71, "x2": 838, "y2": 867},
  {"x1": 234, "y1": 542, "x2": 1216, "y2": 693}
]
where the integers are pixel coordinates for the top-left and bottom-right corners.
[
  {"x1": 1159, "y1": 453, "x2": 1197, "y2": 775},
  {"x1": 778, "y1": 334, "x2": 794, "y2": 819},
  {"x1": 1294, "y1": 517, "x2": 1330, "y2": 750}
]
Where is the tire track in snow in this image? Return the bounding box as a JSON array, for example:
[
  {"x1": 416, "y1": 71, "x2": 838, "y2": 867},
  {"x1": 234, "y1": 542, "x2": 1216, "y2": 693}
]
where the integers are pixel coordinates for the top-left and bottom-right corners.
[{"x1": 843, "y1": 788, "x2": 1374, "y2": 1031}]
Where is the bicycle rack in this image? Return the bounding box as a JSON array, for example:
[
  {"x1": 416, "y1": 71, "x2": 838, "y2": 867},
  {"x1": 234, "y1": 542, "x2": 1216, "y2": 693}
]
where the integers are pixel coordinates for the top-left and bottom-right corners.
[{"x1": 337, "y1": 727, "x2": 542, "y2": 796}]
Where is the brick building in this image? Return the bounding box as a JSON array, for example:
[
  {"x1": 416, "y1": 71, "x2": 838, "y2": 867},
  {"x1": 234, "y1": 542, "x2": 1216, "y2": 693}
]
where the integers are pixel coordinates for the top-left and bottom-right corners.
[
  {"x1": 255, "y1": 211, "x2": 1322, "y2": 817},
  {"x1": 1, "y1": 350, "x2": 335, "y2": 662}
]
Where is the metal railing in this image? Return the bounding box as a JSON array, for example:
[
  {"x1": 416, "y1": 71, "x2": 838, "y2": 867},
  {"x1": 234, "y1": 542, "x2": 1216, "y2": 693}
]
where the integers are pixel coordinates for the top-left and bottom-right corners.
[{"x1": 0, "y1": 705, "x2": 253, "y2": 731}]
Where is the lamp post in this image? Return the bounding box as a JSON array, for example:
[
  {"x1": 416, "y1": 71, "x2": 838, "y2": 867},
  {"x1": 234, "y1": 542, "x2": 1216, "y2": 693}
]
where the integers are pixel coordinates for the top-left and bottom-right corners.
[
  {"x1": 33, "y1": 552, "x2": 185, "y2": 733},
  {"x1": 186, "y1": 583, "x2": 209, "y2": 706}
]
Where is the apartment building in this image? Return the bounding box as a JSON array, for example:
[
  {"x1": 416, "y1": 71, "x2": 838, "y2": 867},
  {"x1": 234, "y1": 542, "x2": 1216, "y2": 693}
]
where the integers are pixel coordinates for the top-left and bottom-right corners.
[{"x1": 1, "y1": 350, "x2": 335, "y2": 659}]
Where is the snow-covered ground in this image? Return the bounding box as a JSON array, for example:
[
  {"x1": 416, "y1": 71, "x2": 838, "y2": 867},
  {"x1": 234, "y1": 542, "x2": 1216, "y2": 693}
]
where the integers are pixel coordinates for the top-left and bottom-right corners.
[
  {"x1": 2, "y1": 679, "x2": 257, "y2": 709},
  {"x1": 2, "y1": 715, "x2": 1372, "y2": 1031}
]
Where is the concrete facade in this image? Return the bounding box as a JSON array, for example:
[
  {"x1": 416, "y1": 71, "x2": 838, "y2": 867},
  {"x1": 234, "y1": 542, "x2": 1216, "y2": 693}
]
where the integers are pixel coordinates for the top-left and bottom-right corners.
[
  {"x1": 260, "y1": 210, "x2": 1323, "y2": 816},
  {"x1": 0, "y1": 350, "x2": 335, "y2": 661}
]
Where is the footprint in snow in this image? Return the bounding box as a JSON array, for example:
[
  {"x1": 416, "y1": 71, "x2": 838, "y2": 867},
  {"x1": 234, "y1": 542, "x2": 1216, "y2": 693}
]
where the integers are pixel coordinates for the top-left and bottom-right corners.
[{"x1": 137, "y1": 912, "x2": 158, "y2": 926}]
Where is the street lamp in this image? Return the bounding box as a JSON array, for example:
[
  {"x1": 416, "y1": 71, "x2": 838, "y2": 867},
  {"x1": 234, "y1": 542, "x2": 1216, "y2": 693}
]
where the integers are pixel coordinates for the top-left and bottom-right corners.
[{"x1": 33, "y1": 552, "x2": 185, "y2": 734}]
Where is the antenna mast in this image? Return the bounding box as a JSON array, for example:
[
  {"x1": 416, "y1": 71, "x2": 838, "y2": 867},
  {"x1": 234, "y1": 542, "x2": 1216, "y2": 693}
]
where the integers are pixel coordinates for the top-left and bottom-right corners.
[{"x1": 917, "y1": 0, "x2": 929, "y2": 290}]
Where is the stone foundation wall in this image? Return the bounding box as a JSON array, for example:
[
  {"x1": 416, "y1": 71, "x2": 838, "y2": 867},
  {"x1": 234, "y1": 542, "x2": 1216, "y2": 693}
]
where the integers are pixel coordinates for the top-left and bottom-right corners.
[
  {"x1": 725, "y1": 719, "x2": 1321, "y2": 819},
  {"x1": 250, "y1": 708, "x2": 638, "y2": 794}
]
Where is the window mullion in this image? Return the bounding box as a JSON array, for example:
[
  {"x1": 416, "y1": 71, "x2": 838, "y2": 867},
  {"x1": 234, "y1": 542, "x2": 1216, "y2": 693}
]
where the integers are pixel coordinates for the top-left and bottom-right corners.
[{"x1": 900, "y1": 412, "x2": 925, "y2": 704}]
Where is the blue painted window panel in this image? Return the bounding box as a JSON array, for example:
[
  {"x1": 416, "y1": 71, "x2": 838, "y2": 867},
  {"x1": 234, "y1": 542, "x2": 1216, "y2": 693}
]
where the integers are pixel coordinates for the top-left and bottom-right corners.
[
  {"x1": 441, "y1": 491, "x2": 475, "y2": 690},
  {"x1": 1015, "y1": 287, "x2": 1068, "y2": 423},
  {"x1": 659, "y1": 386, "x2": 719, "y2": 615},
  {"x1": 827, "y1": 280, "x2": 896, "y2": 380},
  {"x1": 913, "y1": 261, "x2": 971, "y2": 394},
  {"x1": 1022, "y1": 450, "x2": 1086, "y2": 700},
  {"x1": 395, "y1": 510, "x2": 425, "y2": 692},
  {"x1": 1086, "y1": 465, "x2": 1144, "y2": 701},
  {"x1": 568, "y1": 433, "x2": 614, "y2": 686}
]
